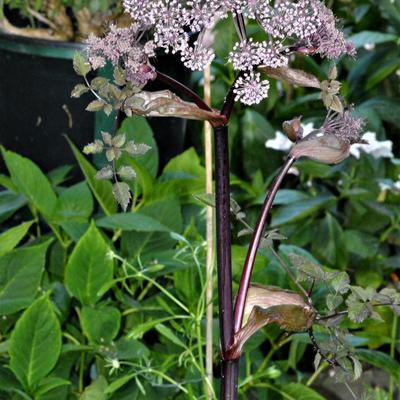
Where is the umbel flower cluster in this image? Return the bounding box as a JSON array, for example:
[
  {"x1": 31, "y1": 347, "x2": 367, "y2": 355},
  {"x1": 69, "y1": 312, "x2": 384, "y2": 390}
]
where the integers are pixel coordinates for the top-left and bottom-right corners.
[{"x1": 86, "y1": 0, "x2": 355, "y2": 105}]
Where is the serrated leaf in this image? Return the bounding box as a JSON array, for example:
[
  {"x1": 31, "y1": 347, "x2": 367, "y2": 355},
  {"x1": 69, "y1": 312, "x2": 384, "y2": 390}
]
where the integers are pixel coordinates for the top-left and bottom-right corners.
[
  {"x1": 125, "y1": 141, "x2": 151, "y2": 156},
  {"x1": 289, "y1": 253, "x2": 326, "y2": 282},
  {"x1": 9, "y1": 295, "x2": 62, "y2": 391},
  {"x1": 118, "y1": 166, "x2": 136, "y2": 180},
  {"x1": 331, "y1": 272, "x2": 350, "y2": 294},
  {"x1": 113, "y1": 182, "x2": 131, "y2": 212},
  {"x1": 112, "y1": 134, "x2": 126, "y2": 148},
  {"x1": 71, "y1": 84, "x2": 89, "y2": 98},
  {"x1": 73, "y1": 52, "x2": 91, "y2": 77},
  {"x1": 113, "y1": 66, "x2": 126, "y2": 86},
  {"x1": 348, "y1": 301, "x2": 372, "y2": 323},
  {"x1": 86, "y1": 100, "x2": 106, "y2": 112},
  {"x1": 83, "y1": 140, "x2": 104, "y2": 155},
  {"x1": 326, "y1": 294, "x2": 343, "y2": 311},
  {"x1": 106, "y1": 148, "x2": 122, "y2": 162},
  {"x1": 104, "y1": 104, "x2": 113, "y2": 116},
  {"x1": 95, "y1": 166, "x2": 114, "y2": 181},
  {"x1": 67, "y1": 138, "x2": 117, "y2": 216},
  {"x1": 101, "y1": 131, "x2": 113, "y2": 145},
  {"x1": 90, "y1": 77, "x2": 108, "y2": 90}
]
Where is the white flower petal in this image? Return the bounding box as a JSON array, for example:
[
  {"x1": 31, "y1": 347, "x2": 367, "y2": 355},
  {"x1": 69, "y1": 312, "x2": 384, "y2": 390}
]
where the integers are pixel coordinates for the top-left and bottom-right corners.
[
  {"x1": 350, "y1": 132, "x2": 394, "y2": 159},
  {"x1": 266, "y1": 131, "x2": 293, "y2": 151}
]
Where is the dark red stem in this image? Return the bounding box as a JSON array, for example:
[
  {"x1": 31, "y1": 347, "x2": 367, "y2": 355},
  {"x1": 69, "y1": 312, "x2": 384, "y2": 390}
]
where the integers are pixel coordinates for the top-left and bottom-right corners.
[
  {"x1": 214, "y1": 125, "x2": 234, "y2": 356},
  {"x1": 156, "y1": 71, "x2": 213, "y2": 112},
  {"x1": 233, "y1": 156, "x2": 296, "y2": 333}
]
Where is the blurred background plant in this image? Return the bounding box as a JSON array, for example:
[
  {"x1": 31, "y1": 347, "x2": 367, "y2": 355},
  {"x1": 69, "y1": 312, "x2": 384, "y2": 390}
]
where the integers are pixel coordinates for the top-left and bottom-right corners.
[
  {"x1": 0, "y1": 0, "x2": 127, "y2": 41},
  {"x1": 0, "y1": 0, "x2": 399, "y2": 399}
]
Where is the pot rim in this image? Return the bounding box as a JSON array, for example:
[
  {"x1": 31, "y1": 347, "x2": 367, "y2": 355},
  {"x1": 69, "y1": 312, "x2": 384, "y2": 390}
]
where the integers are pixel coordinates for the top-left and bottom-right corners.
[{"x1": 0, "y1": 30, "x2": 86, "y2": 59}]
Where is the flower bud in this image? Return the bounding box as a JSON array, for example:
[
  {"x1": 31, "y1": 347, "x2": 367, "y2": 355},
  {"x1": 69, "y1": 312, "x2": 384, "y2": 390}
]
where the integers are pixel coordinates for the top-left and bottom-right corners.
[
  {"x1": 283, "y1": 117, "x2": 304, "y2": 142},
  {"x1": 290, "y1": 131, "x2": 350, "y2": 164}
]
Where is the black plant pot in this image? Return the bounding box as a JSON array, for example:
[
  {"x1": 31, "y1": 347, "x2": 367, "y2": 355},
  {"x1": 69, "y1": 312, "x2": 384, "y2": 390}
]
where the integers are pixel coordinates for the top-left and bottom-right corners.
[{"x1": 0, "y1": 32, "x2": 191, "y2": 174}]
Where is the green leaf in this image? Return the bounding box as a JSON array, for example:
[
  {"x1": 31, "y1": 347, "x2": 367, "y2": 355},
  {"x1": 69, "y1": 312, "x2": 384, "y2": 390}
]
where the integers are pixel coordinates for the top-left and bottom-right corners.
[
  {"x1": 53, "y1": 182, "x2": 93, "y2": 223},
  {"x1": 279, "y1": 383, "x2": 325, "y2": 400},
  {"x1": 1, "y1": 148, "x2": 57, "y2": 220},
  {"x1": 67, "y1": 137, "x2": 117, "y2": 215},
  {"x1": 97, "y1": 212, "x2": 171, "y2": 232},
  {"x1": 121, "y1": 197, "x2": 182, "y2": 258},
  {"x1": 366, "y1": 58, "x2": 400, "y2": 90},
  {"x1": 0, "y1": 191, "x2": 27, "y2": 223},
  {"x1": 241, "y1": 109, "x2": 277, "y2": 179},
  {"x1": 0, "y1": 221, "x2": 33, "y2": 257},
  {"x1": 355, "y1": 349, "x2": 400, "y2": 381},
  {"x1": 128, "y1": 316, "x2": 183, "y2": 339},
  {"x1": 9, "y1": 295, "x2": 62, "y2": 391},
  {"x1": 80, "y1": 376, "x2": 107, "y2": 400},
  {"x1": 73, "y1": 52, "x2": 91, "y2": 77},
  {"x1": 34, "y1": 377, "x2": 71, "y2": 397},
  {"x1": 271, "y1": 195, "x2": 334, "y2": 226},
  {"x1": 116, "y1": 337, "x2": 150, "y2": 360},
  {"x1": 155, "y1": 324, "x2": 186, "y2": 349},
  {"x1": 348, "y1": 31, "x2": 397, "y2": 48},
  {"x1": 159, "y1": 148, "x2": 206, "y2": 201},
  {"x1": 312, "y1": 213, "x2": 348, "y2": 268},
  {"x1": 65, "y1": 222, "x2": 113, "y2": 305},
  {"x1": 348, "y1": 301, "x2": 372, "y2": 323},
  {"x1": 343, "y1": 230, "x2": 380, "y2": 258},
  {"x1": 272, "y1": 190, "x2": 310, "y2": 206},
  {"x1": 0, "y1": 241, "x2": 51, "y2": 315},
  {"x1": 79, "y1": 306, "x2": 121, "y2": 344}
]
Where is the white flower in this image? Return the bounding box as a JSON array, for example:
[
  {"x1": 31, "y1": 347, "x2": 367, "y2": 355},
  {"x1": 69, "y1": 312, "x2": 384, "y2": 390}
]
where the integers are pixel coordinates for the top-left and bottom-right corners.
[
  {"x1": 266, "y1": 122, "x2": 315, "y2": 151},
  {"x1": 350, "y1": 132, "x2": 394, "y2": 159},
  {"x1": 105, "y1": 357, "x2": 122, "y2": 375},
  {"x1": 266, "y1": 131, "x2": 292, "y2": 151}
]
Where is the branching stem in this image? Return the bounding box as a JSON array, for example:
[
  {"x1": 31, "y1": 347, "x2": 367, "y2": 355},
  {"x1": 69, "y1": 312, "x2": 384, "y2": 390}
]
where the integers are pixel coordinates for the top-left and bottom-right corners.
[{"x1": 156, "y1": 71, "x2": 213, "y2": 113}]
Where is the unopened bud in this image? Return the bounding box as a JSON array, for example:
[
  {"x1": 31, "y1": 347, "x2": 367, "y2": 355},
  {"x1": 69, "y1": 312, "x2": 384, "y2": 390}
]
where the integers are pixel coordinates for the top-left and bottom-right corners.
[
  {"x1": 289, "y1": 131, "x2": 350, "y2": 164},
  {"x1": 283, "y1": 117, "x2": 303, "y2": 142}
]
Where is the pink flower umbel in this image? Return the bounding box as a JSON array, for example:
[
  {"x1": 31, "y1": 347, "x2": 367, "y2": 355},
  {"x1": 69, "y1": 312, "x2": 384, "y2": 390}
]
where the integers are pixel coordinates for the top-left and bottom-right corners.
[
  {"x1": 85, "y1": 24, "x2": 156, "y2": 87},
  {"x1": 233, "y1": 72, "x2": 270, "y2": 105},
  {"x1": 115, "y1": 0, "x2": 355, "y2": 104}
]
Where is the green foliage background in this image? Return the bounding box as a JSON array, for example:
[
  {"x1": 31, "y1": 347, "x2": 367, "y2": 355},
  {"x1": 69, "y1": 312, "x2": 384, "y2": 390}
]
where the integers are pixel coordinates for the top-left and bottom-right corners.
[{"x1": 0, "y1": 0, "x2": 400, "y2": 399}]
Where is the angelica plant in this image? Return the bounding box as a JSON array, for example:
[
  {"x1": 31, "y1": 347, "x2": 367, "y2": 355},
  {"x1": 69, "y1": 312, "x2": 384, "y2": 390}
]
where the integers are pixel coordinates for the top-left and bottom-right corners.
[{"x1": 71, "y1": 1, "x2": 399, "y2": 399}]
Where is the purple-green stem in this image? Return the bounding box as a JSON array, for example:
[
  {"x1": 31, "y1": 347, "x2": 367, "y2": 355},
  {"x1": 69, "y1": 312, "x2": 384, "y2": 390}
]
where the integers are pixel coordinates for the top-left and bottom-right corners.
[
  {"x1": 154, "y1": 68, "x2": 296, "y2": 399},
  {"x1": 156, "y1": 71, "x2": 214, "y2": 113},
  {"x1": 233, "y1": 156, "x2": 296, "y2": 333}
]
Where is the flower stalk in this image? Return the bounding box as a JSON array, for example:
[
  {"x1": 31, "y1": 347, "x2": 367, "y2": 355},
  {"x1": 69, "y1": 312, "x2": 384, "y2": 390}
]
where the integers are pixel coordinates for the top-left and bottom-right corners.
[{"x1": 234, "y1": 156, "x2": 296, "y2": 332}]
